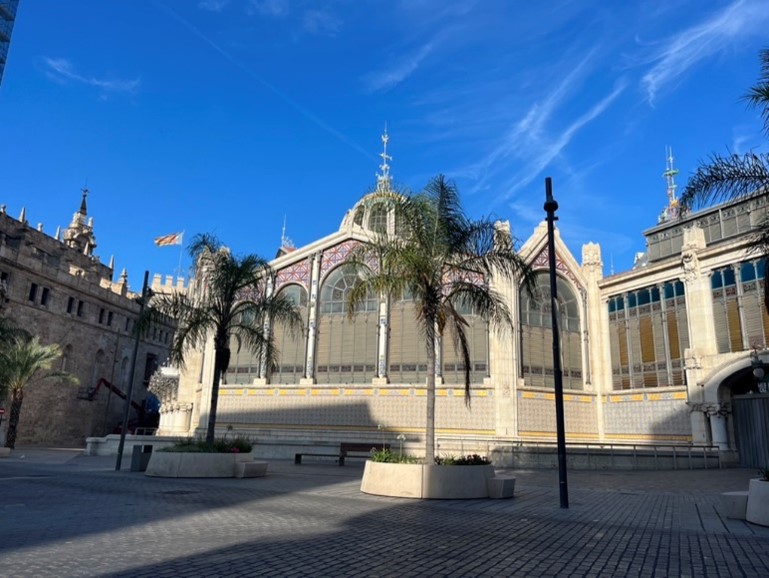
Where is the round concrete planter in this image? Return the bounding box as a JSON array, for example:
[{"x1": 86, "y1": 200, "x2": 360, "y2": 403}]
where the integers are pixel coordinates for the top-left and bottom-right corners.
[
  {"x1": 360, "y1": 461, "x2": 495, "y2": 499},
  {"x1": 145, "y1": 451, "x2": 254, "y2": 478},
  {"x1": 746, "y1": 479, "x2": 769, "y2": 526}
]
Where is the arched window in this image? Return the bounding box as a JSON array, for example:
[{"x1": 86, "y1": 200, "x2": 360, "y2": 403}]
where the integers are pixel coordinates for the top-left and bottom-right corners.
[
  {"x1": 442, "y1": 298, "x2": 489, "y2": 385},
  {"x1": 368, "y1": 204, "x2": 388, "y2": 235},
  {"x1": 520, "y1": 273, "x2": 583, "y2": 390},
  {"x1": 353, "y1": 207, "x2": 365, "y2": 227},
  {"x1": 271, "y1": 284, "x2": 309, "y2": 384},
  {"x1": 315, "y1": 264, "x2": 378, "y2": 383},
  {"x1": 388, "y1": 291, "x2": 429, "y2": 384}
]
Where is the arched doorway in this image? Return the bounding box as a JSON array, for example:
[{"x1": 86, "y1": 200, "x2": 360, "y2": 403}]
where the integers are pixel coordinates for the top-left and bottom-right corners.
[{"x1": 718, "y1": 363, "x2": 769, "y2": 468}]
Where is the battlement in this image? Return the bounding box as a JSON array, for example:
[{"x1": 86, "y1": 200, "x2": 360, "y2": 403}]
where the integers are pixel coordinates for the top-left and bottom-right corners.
[
  {"x1": 0, "y1": 207, "x2": 112, "y2": 282},
  {"x1": 151, "y1": 273, "x2": 187, "y2": 294}
]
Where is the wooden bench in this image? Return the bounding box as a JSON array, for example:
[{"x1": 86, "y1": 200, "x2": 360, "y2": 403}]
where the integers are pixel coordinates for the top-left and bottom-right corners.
[{"x1": 295, "y1": 443, "x2": 390, "y2": 466}]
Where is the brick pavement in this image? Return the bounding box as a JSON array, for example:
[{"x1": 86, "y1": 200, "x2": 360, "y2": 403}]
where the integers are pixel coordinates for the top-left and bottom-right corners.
[{"x1": 0, "y1": 447, "x2": 767, "y2": 577}]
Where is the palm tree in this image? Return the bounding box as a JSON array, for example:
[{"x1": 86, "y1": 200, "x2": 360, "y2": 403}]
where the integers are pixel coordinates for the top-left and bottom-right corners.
[
  {"x1": 0, "y1": 335, "x2": 77, "y2": 449},
  {"x1": 346, "y1": 175, "x2": 532, "y2": 461},
  {"x1": 680, "y1": 48, "x2": 769, "y2": 308},
  {"x1": 145, "y1": 233, "x2": 302, "y2": 445},
  {"x1": 0, "y1": 314, "x2": 27, "y2": 343}
]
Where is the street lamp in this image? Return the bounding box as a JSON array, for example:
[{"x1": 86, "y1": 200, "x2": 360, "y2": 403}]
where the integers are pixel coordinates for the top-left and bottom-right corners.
[{"x1": 544, "y1": 177, "x2": 569, "y2": 509}]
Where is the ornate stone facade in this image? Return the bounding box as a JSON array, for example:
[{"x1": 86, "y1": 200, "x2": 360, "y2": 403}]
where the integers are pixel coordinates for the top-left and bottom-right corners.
[{"x1": 0, "y1": 195, "x2": 177, "y2": 446}]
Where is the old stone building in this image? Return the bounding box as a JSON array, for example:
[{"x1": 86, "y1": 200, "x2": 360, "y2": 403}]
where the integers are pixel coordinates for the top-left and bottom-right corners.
[
  {"x1": 159, "y1": 142, "x2": 769, "y2": 468},
  {"x1": 0, "y1": 191, "x2": 178, "y2": 446}
]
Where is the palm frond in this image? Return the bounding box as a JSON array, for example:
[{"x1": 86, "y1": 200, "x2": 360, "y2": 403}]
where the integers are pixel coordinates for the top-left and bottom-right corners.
[
  {"x1": 679, "y1": 152, "x2": 769, "y2": 212},
  {"x1": 743, "y1": 48, "x2": 769, "y2": 136}
]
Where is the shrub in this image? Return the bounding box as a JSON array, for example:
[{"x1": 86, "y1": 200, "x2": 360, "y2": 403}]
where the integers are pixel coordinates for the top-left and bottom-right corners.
[
  {"x1": 161, "y1": 435, "x2": 253, "y2": 453},
  {"x1": 434, "y1": 454, "x2": 491, "y2": 466},
  {"x1": 371, "y1": 447, "x2": 420, "y2": 463},
  {"x1": 758, "y1": 467, "x2": 769, "y2": 481}
]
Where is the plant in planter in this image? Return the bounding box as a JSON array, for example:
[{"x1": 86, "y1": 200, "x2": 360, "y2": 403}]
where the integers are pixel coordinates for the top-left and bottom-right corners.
[
  {"x1": 160, "y1": 435, "x2": 253, "y2": 454},
  {"x1": 435, "y1": 454, "x2": 491, "y2": 466},
  {"x1": 362, "y1": 450, "x2": 496, "y2": 498},
  {"x1": 746, "y1": 466, "x2": 769, "y2": 526},
  {"x1": 146, "y1": 435, "x2": 260, "y2": 478}
]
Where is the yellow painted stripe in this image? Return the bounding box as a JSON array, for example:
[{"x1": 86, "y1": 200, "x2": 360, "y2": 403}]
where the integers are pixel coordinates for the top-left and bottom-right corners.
[
  {"x1": 672, "y1": 392, "x2": 687, "y2": 400},
  {"x1": 436, "y1": 428, "x2": 496, "y2": 435},
  {"x1": 519, "y1": 431, "x2": 600, "y2": 440},
  {"x1": 607, "y1": 433, "x2": 692, "y2": 442},
  {"x1": 279, "y1": 389, "x2": 307, "y2": 396}
]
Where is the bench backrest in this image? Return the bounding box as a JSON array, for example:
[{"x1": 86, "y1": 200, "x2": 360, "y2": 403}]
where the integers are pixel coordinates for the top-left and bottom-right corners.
[{"x1": 340, "y1": 442, "x2": 390, "y2": 454}]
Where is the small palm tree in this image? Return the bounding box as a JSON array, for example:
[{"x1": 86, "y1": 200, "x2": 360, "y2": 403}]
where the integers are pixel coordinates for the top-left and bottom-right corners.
[
  {"x1": 0, "y1": 335, "x2": 77, "y2": 449},
  {"x1": 347, "y1": 175, "x2": 532, "y2": 460},
  {"x1": 145, "y1": 233, "x2": 302, "y2": 445},
  {"x1": 680, "y1": 48, "x2": 769, "y2": 308}
]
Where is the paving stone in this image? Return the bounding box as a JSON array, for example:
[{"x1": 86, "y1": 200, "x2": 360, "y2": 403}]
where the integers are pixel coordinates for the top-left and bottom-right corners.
[{"x1": 0, "y1": 449, "x2": 768, "y2": 577}]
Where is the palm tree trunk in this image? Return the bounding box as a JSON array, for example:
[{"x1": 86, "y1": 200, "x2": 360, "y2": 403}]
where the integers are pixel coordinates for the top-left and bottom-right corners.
[
  {"x1": 4, "y1": 390, "x2": 23, "y2": 449},
  {"x1": 206, "y1": 346, "x2": 226, "y2": 445},
  {"x1": 425, "y1": 333, "x2": 436, "y2": 462}
]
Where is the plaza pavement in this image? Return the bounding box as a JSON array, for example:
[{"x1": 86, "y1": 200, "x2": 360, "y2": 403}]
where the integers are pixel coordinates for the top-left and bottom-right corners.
[{"x1": 0, "y1": 446, "x2": 768, "y2": 577}]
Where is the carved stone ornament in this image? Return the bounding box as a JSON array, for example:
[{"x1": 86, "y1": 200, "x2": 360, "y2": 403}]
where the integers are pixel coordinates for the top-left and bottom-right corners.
[
  {"x1": 688, "y1": 402, "x2": 730, "y2": 417},
  {"x1": 681, "y1": 248, "x2": 700, "y2": 282}
]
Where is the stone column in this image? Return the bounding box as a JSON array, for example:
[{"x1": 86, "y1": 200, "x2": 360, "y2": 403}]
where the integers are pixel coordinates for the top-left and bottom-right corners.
[
  {"x1": 374, "y1": 294, "x2": 389, "y2": 384},
  {"x1": 582, "y1": 242, "x2": 607, "y2": 439},
  {"x1": 302, "y1": 252, "x2": 322, "y2": 384},
  {"x1": 258, "y1": 276, "x2": 274, "y2": 381},
  {"x1": 710, "y1": 411, "x2": 729, "y2": 450},
  {"x1": 681, "y1": 225, "x2": 717, "y2": 357}
]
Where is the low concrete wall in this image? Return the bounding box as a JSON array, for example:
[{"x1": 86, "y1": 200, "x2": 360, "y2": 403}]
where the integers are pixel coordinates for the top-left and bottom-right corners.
[{"x1": 85, "y1": 434, "x2": 184, "y2": 457}]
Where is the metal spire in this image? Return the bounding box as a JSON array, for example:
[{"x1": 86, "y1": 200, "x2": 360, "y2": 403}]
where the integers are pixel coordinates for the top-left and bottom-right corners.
[
  {"x1": 280, "y1": 215, "x2": 294, "y2": 249},
  {"x1": 376, "y1": 124, "x2": 392, "y2": 193},
  {"x1": 658, "y1": 146, "x2": 680, "y2": 223}
]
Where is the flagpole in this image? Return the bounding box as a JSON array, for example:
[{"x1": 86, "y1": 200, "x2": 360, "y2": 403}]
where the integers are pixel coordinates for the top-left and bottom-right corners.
[{"x1": 176, "y1": 231, "x2": 184, "y2": 280}]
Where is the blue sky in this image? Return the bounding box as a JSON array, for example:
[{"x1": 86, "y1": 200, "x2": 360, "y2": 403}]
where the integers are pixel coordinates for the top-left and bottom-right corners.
[{"x1": 1, "y1": 0, "x2": 768, "y2": 292}]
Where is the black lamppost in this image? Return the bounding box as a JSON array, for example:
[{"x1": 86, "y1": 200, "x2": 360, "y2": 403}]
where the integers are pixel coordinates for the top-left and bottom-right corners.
[
  {"x1": 544, "y1": 177, "x2": 569, "y2": 509},
  {"x1": 115, "y1": 270, "x2": 149, "y2": 471}
]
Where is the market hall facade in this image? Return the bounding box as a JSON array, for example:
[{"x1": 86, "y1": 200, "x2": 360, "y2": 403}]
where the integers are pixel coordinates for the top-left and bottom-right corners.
[{"x1": 159, "y1": 164, "x2": 769, "y2": 468}]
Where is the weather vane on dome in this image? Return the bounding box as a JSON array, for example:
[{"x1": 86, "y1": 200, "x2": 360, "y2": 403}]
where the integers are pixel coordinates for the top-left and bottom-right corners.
[
  {"x1": 658, "y1": 146, "x2": 680, "y2": 223},
  {"x1": 376, "y1": 124, "x2": 392, "y2": 193}
]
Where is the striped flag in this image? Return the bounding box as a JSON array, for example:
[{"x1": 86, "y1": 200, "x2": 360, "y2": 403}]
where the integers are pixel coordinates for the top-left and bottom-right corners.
[{"x1": 154, "y1": 232, "x2": 183, "y2": 247}]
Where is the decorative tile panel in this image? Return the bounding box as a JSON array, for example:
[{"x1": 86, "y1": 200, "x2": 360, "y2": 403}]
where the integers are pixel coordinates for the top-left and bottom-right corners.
[{"x1": 275, "y1": 258, "x2": 310, "y2": 292}]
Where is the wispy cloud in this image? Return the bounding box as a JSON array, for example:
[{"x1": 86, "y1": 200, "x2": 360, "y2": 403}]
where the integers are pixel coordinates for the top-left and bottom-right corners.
[
  {"x1": 498, "y1": 81, "x2": 626, "y2": 199},
  {"x1": 640, "y1": 0, "x2": 769, "y2": 105},
  {"x1": 247, "y1": 0, "x2": 290, "y2": 18},
  {"x1": 302, "y1": 9, "x2": 342, "y2": 36},
  {"x1": 198, "y1": 0, "x2": 229, "y2": 11},
  {"x1": 43, "y1": 58, "x2": 140, "y2": 96},
  {"x1": 362, "y1": 42, "x2": 434, "y2": 93}
]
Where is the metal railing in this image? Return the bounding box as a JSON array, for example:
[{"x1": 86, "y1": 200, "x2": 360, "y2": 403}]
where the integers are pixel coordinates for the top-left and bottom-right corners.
[{"x1": 506, "y1": 440, "x2": 721, "y2": 470}]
